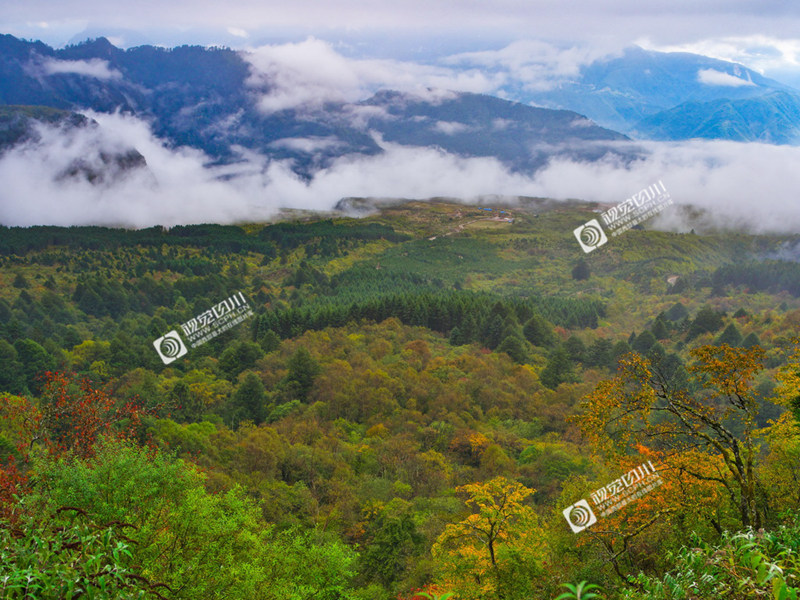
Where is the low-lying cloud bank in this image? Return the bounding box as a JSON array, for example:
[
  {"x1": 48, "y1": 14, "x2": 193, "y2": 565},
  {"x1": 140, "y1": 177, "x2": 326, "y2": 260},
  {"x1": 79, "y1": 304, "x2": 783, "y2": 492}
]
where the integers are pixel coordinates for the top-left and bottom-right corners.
[{"x1": 0, "y1": 111, "x2": 798, "y2": 235}]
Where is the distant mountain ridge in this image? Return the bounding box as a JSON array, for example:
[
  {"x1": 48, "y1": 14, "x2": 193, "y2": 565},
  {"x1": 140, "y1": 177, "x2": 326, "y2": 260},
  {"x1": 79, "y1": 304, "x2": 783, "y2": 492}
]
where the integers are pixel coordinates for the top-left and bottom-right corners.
[
  {"x1": 524, "y1": 46, "x2": 800, "y2": 143},
  {"x1": 0, "y1": 34, "x2": 632, "y2": 179},
  {"x1": 630, "y1": 91, "x2": 800, "y2": 144},
  {"x1": 2, "y1": 32, "x2": 797, "y2": 189}
]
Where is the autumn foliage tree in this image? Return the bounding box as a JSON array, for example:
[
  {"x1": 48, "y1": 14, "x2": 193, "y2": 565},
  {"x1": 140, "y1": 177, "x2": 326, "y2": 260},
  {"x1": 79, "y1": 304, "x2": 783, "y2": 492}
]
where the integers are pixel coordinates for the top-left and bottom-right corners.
[
  {"x1": 10, "y1": 371, "x2": 151, "y2": 459},
  {"x1": 432, "y1": 476, "x2": 545, "y2": 600},
  {"x1": 576, "y1": 345, "x2": 768, "y2": 530},
  {"x1": 0, "y1": 371, "x2": 154, "y2": 521}
]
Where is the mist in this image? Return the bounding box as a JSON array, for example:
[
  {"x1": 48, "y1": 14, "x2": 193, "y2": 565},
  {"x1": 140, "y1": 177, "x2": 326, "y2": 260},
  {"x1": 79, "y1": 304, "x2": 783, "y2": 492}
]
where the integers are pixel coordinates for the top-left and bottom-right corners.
[{"x1": 1, "y1": 110, "x2": 799, "y2": 235}]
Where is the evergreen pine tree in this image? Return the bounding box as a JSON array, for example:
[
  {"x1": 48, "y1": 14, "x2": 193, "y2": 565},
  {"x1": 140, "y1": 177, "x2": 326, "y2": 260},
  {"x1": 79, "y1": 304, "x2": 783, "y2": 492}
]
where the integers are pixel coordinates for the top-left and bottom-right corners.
[
  {"x1": 540, "y1": 347, "x2": 577, "y2": 390},
  {"x1": 571, "y1": 258, "x2": 591, "y2": 281},
  {"x1": 497, "y1": 335, "x2": 528, "y2": 364},
  {"x1": 651, "y1": 318, "x2": 669, "y2": 340},
  {"x1": 741, "y1": 332, "x2": 761, "y2": 348},
  {"x1": 523, "y1": 314, "x2": 557, "y2": 348},
  {"x1": 230, "y1": 372, "x2": 267, "y2": 426},
  {"x1": 715, "y1": 323, "x2": 743, "y2": 347},
  {"x1": 282, "y1": 347, "x2": 321, "y2": 402}
]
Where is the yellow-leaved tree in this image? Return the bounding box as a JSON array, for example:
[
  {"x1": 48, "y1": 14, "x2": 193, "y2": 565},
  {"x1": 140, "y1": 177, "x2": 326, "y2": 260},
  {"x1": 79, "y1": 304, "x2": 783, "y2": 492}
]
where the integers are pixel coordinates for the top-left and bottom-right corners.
[{"x1": 432, "y1": 476, "x2": 545, "y2": 600}]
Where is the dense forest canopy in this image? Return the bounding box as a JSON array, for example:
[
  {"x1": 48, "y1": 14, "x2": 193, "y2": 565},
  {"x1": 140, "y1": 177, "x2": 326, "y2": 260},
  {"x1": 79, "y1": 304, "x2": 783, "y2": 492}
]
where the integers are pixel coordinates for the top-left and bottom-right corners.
[{"x1": 1, "y1": 199, "x2": 800, "y2": 599}]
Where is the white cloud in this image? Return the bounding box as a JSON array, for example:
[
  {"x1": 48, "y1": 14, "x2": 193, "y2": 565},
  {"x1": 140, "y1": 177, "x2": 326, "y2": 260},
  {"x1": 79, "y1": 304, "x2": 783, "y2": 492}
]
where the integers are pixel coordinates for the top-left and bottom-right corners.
[
  {"x1": 227, "y1": 26, "x2": 249, "y2": 38},
  {"x1": 243, "y1": 37, "x2": 500, "y2": 113},
  {"x1": 527, "y1": 139, "x2": 800, "y2": 234},
  {"x1": 445, "y1": 40, "x2": 624, "y2": 92},
  {"x1": 697, "y1": 68, "x2": 755, "y2": 86},
  {"x1": 570, "y1": 117, "x2": 595, "y2": 128},
  {"x1": 637, "y1": 35, "x2": 800, "y2": 76},
  {"x1": 269, "y1": 136, "x2": 345, "y2": 153},
  {"x1": 41, "y1": 57, "x2": 122, "y2": 80},
  {"x1": 0, "y1": 112, "x2": 278, "y2": 227},
  {"x1": 338, "y1": 104, "x2": 395, "y2": 129},
  {"x1": 433, "y1": 121, "x2": 471, "y2": 135},
  {"x1": 2, "y1": 112, "x2": 800, "y2": 236}
]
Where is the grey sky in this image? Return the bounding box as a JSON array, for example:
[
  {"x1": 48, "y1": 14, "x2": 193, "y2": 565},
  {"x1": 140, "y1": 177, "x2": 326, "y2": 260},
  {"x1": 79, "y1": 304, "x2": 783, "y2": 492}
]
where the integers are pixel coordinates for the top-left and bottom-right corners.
[
  {"x1": 4, "y1": 0, "x2": 800, "y2": 50},
  {"x1": 5, "y1": 0, "x2": 800, "y2": 88}
]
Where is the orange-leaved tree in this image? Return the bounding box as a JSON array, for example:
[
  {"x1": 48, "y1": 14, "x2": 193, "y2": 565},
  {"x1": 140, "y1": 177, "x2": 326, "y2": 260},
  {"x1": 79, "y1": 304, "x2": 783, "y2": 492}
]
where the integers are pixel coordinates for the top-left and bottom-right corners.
[
  {"x1": 761, "y1": 338, "x2": 800, "y2": 515},
  {"x1": 575, "y1": 345, "x2": 767, "y2": 530}
]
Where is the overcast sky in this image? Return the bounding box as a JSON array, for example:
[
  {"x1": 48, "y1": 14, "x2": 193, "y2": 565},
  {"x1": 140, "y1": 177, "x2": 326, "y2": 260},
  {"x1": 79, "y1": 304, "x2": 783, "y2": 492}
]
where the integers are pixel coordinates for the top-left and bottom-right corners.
[{"x1": 4, "y1": 0, "x2": 800, "y2": 82}]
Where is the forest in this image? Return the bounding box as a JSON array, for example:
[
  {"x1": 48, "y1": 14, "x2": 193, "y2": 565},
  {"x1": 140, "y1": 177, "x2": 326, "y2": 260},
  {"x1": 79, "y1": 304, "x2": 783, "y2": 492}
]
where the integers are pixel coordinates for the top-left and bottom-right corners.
[{"x1": 1, "y1": 199, "x2": 800, "y2": 599}]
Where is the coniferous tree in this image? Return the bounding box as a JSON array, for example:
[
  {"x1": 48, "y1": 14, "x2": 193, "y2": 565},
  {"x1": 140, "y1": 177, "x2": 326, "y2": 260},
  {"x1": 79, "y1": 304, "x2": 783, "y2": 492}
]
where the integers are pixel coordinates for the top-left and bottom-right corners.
[
  {"x1": 571, "y1": 258, "x2": 590, "y2": 281},
  {"x1": 632, "y1": 330, "x2": 657, "y2": 354},
  {"x1": 651, "y1": 317, "x2": 670, "y2": 340},
  {"x1": 482, "y1": 314, "x2": 505, "y2": 350},
  {"x1": 259, "y1": 329, "x2": 281, "y2": 353},
  {"x1": 219, "y1": 341, "x2": 264, "y2": 380},
  {"x1": 611, "y1": 340, "x2": 632, "y2": 367},
  {"x1": 449, "y1": 326, "x2": 468, "y2": 346},
  {"x1": 497, "y1": 335, "x2": 528, "y2": 364},
  {"x1": 715, "y1": 323, "x2": 743, "y2": 347},
  {"x1": 586, "y1": 338, "x2": 614, "y2": 369},
  {"x1": 742, "y1": 332, "x2": 762, "y2": 348},
  {"x1": 563, "y1": 335, "x2": 586, "y2": 363},
  {"x1": 522, "y1": 314, "x2": 557, "y2": 348},
  {"x1": 230, "y1": 372, "x2": 267, "y2": 426},
  {"x1": 665, "y1": 302, "x2": 689, "y2": 322},
  {"x1": 12, "y1": 273, "x2": 29, "y2": 288},
  {"x1": 540, "y1": 347, "x2": 577, "y2": 390},
  {"x1": 688, "y1": 305, "x2": 725, "y2": 339},
  {"x1": 282, "y1": 347, "x2": 321, "y2": 402}
]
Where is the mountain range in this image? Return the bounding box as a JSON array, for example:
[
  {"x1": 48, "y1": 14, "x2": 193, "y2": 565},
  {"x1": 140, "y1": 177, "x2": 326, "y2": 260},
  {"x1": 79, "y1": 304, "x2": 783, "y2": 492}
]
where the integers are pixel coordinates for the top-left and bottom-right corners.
[
  {"x1": 0, "y1": 34, "x2": 634, "y2": 180},
  {"x1": 1, "y1": 34, "x2": 800, "y2": 187},
  {"x1": 523, "y1": 46, "x2": 800, "y2": 143}
]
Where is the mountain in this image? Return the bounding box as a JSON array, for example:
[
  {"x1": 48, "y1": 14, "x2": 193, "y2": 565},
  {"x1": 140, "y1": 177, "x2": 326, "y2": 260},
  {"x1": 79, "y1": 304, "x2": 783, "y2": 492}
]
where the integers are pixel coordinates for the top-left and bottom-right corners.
[
  {"x1": 524, "y1": 46, "x2": 800, "y2": 143},
  {"x1": 0, "y1": 34, "x2": 631, "y2": 178},
  {"x1": 357, "y1": 90, "x2": 630, "y2": 171},
  {"x1": 0, "y1": 105, "x2": 86, "y2": 149},
  {"x1": 0, "y1": 104, "x2": 146, "y2": 183},
  {"x1": 631, "y1": 91, "x2": 800, "y2": 144}
]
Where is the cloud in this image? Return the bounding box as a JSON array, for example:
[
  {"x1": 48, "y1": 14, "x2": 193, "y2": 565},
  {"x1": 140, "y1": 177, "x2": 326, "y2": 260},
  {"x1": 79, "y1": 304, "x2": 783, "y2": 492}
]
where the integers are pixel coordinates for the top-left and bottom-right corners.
[
  {"x1": 528, "y1": 139, "x2": 800, "y2": 234},
  {"x1": 433, "y1": 121, "x2": 471, "y2": 135},
  {"x1": 569, "y1": 117, "x2": 595, "y2": 128},
  {"x1": 637, "y1": 35, "x2": 800, "y2": 79},
  {"x1": 444, "y1": 40, "x2": 625, "y2": 92},
  {"x1": 9, "y1": 0, "x2": 800, "y2": 52},
  {"x1": 40, "y1": 57, "x2": 122, "y2": 80},
  {"x1": 268, "y1": 136, "x2": 345, "y2": 152},
  {"x1": 2, "y1": 112, "x2": 800, "y2": 237},
  {"x1": 227, "y1": 26, "x2": 248, "y2": 38},
  {"x1": 0, "y1": 112, "x2": 278, "y2": 227},
  {"x1": 697, "y1": 68, "x2": 755, "y2": 86},
  {"x1": 243, "y1": 37, "x2": 500, "y2": 113}
]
